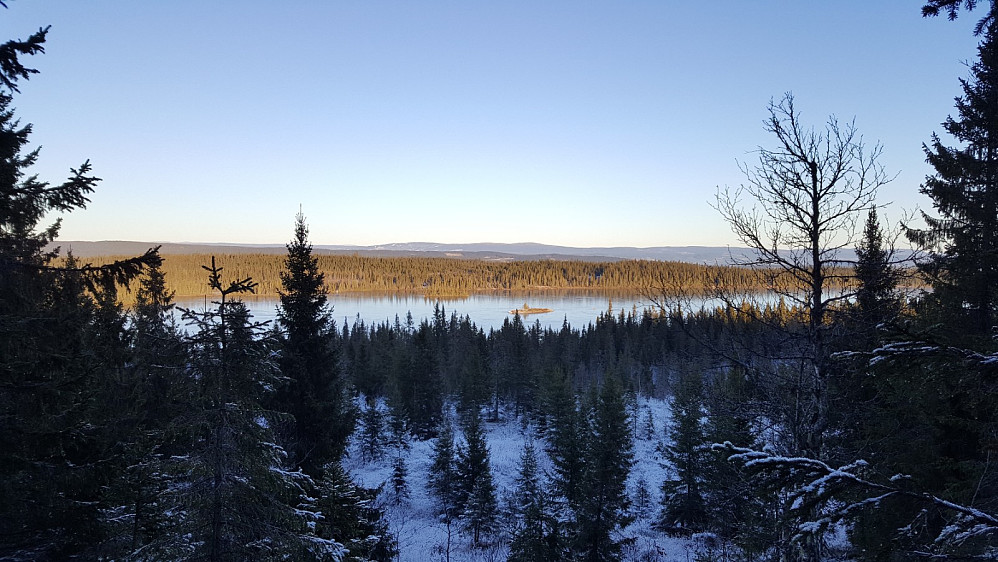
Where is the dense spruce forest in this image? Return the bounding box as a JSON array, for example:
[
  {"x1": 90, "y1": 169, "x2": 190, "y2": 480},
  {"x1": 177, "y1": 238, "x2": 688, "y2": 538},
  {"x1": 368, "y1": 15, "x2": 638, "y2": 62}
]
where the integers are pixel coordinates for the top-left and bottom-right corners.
[
  {"x1": 66, "y1": 252, "x2": 790, "y2": 299},
  {"x1": 6, "y1": 2, "x2": 998, "y2": 561}
]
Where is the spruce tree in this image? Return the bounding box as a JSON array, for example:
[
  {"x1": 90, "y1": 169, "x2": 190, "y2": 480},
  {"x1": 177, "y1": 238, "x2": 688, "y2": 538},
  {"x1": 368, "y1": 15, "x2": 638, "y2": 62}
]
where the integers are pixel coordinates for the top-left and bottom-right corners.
[
  {"x1": 632, "y1": 477, "x2": 653, "y2": 521},
  {"x1": 833, "y1": 209, "x2": 902, "y2": 508},
  {"x1": 702, "y1": 368, "x2": 773, "y2": 556},
  {"x1": 388, "y1": 405, "x2": 411, "y2": 504},
  {"x1": 360, "y1": 398, "x2": 385, "y2": 463},
  {"x1": 659, "y1": 370, "x2": 709, "y2": 533},
  {"x1": 922, "y1": 0, "x2": 995, "y2": 36},
  {"x1": 508, "y1": 441, "x2": 564, "y2": 562},
  {"x1": 456, "y1": 408, "x2": 498, "y2": 547},
  {"x1": 165, "y1": 258, "x2": 340, "y2": 560},
  {"x1": 102, "y1": 262, "x2": 186, "y2": 558},
  {"x1": 128, "y1": 260, "x2": 185, "y2": 440},
  {"x1": 314, "y1": 462, "x2": 398, "y2": 561},
  {"x1": 492, "y1": 313, "x2": 534, "y2": 416},
  {"x1": 0, "y1": 17, "x2": 160, "y2": 557},
  {"x1": 0, "y1": 255, "x2": 107, "y2": 558},
  {"x1": 853, "y1": 208, "x2": 899, "y2": 335},
  {"x1": 642, "y1": 407, "x2": 656, "y2": 441},
  {"x1": 850, "y1": 19, "x2": 998, "y2": 557},
  {"x1": 508, "y1": 438, "x2": 541, "y2": 522},
  {"x1": 452, "y1": 318, "x2": 490, "y2": 412},
  {"x1": 391, "y1": 323, "x2": 443, "y2": 438},
  {"x1": 273, "y1": 211, "x2": 353, "y2": 477},
  {"x1": 544, "y1": 369, "x2": 587, "y2": 511},
  {"x1": 428, "y1": 420, "x2": 461, "y2": 525},
  {"x1": 907, "y1": 19, "x2": 998, "y2": 336},
  {"x1": 390, "y1": 453, "x2": 410, "y2": 505},
  {"x1": 573, "y1": 377, "x2": 634, "y2": 562}
]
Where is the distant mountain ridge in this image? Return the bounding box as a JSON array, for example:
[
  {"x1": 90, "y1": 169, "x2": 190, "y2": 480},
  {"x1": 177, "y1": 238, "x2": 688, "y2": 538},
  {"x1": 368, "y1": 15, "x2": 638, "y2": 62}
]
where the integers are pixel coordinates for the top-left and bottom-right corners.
[
  {"x1": 356, "y1": 242, "x2": 760, "y2": 263},
  {"x1": 48, "y1": 240, "x2": 824, "y2": 264}
]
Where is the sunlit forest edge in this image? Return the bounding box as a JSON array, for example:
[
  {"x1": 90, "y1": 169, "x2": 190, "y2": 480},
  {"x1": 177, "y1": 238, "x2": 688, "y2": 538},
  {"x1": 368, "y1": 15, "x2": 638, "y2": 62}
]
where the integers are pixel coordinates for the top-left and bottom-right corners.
[{"x1": 64, "y1": 252, "x2": 865, "y2": 301}]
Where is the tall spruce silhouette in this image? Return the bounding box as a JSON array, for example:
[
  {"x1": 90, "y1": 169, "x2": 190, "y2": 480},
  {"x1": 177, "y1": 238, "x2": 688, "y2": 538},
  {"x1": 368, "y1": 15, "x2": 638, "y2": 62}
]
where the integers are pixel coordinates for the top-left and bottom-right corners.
[
  {"x1": 908, "y1": 20, "x2": 998, "y2": 336},
  {"x1": 0, "y1": 9, "x2": 160, "y2": 557},
  {"x1": 273, "y1": 211, "x2": 353, "y2": 477},
  {"x1": 167, "y1": 257, "x2": 341, "y2": 560}
]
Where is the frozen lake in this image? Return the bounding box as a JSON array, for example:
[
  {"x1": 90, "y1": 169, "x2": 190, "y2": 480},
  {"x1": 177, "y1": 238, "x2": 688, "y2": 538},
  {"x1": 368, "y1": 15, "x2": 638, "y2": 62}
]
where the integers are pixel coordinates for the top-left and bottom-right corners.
[{"x1": 174, "y1": 291, "x2": 665, "y2": 332}]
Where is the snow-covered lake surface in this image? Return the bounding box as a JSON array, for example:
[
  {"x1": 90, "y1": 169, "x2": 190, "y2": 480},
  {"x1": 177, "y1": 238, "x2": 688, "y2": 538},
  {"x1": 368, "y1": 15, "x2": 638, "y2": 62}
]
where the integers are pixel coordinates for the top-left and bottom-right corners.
[{"x1": 342, "y1": 396, "x2": 713, "y2": 561}]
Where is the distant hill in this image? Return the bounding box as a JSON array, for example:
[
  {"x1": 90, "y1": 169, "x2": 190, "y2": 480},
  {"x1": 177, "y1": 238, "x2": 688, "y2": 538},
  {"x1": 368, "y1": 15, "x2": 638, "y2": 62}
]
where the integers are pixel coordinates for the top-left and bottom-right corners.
[
  {"x1": 348, "y1": 242, "x2": 760, "y2": 263},
  {"x1": 47, "y1": 240, "x2": 866, "y2": 264}
]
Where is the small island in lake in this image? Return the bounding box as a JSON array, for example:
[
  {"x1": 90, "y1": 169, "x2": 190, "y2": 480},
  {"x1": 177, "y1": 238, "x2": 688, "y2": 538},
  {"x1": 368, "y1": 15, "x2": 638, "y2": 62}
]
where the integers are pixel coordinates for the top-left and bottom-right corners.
[{"x1": 509, "y1": 303, "x2": 554, "y2": 315}]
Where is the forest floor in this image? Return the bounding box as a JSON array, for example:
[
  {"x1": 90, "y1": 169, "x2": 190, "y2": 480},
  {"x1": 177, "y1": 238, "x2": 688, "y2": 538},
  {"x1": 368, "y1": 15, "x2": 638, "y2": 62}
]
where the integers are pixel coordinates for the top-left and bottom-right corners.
[{"x1": 343, "y1": 396, "x2": 710, "y2": 561}]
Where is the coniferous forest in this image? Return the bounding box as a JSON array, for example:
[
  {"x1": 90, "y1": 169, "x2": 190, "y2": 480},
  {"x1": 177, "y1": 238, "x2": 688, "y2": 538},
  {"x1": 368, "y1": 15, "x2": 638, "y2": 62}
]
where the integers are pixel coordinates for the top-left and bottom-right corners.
[
  {"x1": 5, "y1": 2, "x2": 998, "y2": 561},
  {"x1": 67, "y1": 252, "x2": 779, "y2": 300}
]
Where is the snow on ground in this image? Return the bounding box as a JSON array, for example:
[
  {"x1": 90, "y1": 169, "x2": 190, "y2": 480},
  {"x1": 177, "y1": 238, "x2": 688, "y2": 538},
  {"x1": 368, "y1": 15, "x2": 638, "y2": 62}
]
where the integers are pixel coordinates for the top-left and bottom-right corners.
[{"x1": 344, "y1": 396, "x2": 714, "y2": 561}]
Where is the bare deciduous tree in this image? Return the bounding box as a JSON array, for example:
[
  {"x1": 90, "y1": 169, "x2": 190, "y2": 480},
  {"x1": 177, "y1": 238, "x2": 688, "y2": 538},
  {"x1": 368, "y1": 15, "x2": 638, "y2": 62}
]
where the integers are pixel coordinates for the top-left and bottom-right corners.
[
  {"x1": 712, "y1": 94, "x2": 894, "y2": 561},
  {"x1": 716, "y1": 93, "x2": 890, "y2": 348}
]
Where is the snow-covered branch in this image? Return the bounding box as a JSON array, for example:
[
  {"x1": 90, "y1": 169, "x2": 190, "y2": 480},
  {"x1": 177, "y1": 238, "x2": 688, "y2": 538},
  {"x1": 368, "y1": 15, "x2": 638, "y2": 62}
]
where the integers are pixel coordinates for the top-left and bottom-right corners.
[{"x1": 715, "y1": 442, "x2": 998, "y2": 552}]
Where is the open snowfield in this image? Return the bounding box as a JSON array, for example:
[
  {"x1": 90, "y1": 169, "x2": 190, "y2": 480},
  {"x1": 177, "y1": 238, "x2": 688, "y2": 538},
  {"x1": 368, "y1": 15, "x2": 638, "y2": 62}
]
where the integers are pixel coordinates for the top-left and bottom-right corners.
[{"x1": 343, "y1": 396, "x2": 711, "y2": 562}]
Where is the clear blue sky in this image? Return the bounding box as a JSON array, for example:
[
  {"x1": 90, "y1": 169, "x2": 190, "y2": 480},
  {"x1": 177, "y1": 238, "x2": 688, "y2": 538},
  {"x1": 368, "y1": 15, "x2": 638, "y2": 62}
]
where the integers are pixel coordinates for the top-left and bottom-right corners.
[{"x1": 2, "y1": 1, "x2": 983, "y2": 247}]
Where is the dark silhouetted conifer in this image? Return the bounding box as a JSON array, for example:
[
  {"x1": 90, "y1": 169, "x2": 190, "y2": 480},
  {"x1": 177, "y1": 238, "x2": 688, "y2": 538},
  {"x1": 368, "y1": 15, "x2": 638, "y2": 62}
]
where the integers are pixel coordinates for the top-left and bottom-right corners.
[
  {"x1": 388, "y1": 403, "x2": 411, "y2": 504},
  {"x1": 0, "y1": 14, "x2": 160, "y2": 556},
  {"x1": 456, "y1": 408, "x2": 497, "y2": 546},
  {"x1": 428, "y1": 420, "x2": 461, "y2": 530},
  {"x1": 314, "y1": 462, "x2": 397, "y2": 561},
  {"x1": 163, "y1": 258, "x2": 339, "y2": 560},
  {"x1": 908, "y1": 20, "x2": 998, "y2": 337},
  {"x1": 360, "y1": 398, "x2": 385, "y2": 463},
  {"x1": 392, "y1": 323, "x2": 443, "y2": 438},
  {"x1": 273, "y1": 211, "x2": 354, "y2": 477},
  {"x1": 508, "y1": 440, "x2": 564, "y2": 562},
  {"x1": 108, "y1": 261, "x2": 186, "y2": 558},
  {"x1": 659, "y1": 371, "x2": 709, "y2": 533},
  {"x1": 573, "y1": 377, "x2": 634, "y2": 562},
  {"x1": 853, "y1": 209, "x2": 900, "y2": 343},
  {"x1": 544, "y1": 369, "x2": 587, "y2": 512}
]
